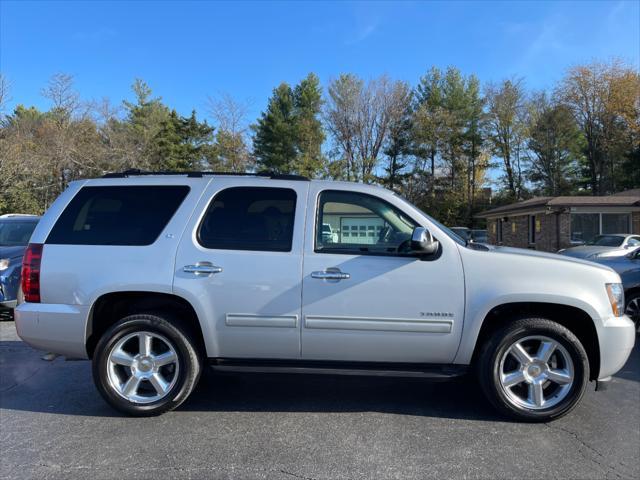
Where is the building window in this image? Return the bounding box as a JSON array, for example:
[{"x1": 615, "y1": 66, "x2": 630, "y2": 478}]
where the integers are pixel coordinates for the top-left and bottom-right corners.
[
  {"x1": 571, "y1": 213, "x2": 599, "y2": 244},
  {"x1": 571, "y1": 213, "x2": 632, "y2": 244},
  {"x1": 602, "y1": 213, "x2": 631, "y2": 234},
  {"x1": 528, "y1": 215, "x2": 536, "y2": 244},
  {"x1": 497, "y1": 219, "x2": 503, "y2": 243}
]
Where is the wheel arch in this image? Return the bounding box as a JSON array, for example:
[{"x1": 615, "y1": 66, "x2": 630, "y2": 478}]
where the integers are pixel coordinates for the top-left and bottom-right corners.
[
  {"x1": 468, "y1": 302, "x2": 600, "y2": 380},
  {"x1": 86, "y1": 291, "x2": 206, "y2": 359}
]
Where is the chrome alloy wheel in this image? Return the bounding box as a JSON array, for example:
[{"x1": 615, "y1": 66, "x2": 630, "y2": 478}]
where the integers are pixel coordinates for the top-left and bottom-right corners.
[
  {"x1": 106, "y1": 331, "x2": 180, "y2": 404},
  {"x1": 625, "y1": 297, "x2": 640, "y2": 330},
  {"x1": 498, "y1": 335, "x2": 574, "y2": 410}
]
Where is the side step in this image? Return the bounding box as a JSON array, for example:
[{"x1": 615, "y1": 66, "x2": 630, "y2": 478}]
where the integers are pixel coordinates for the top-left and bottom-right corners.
[{"x1": 209, "y1": 358, "x2": 469, "y2": 380}]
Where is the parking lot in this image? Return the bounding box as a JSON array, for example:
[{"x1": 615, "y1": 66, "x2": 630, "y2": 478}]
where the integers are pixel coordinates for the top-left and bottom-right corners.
[{"x1": 1, "y1": 320, "x2": 638, "y2": 480}]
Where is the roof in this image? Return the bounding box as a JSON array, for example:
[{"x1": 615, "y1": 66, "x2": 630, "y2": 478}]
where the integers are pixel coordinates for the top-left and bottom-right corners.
[
  {"x1": 613, "y1": 189, "x2": 640, "y2": 197},
  {"x1": 477, "y1": 192, "x2": 640, "y2": 218},
  {"x1": 475, "y1": 197, "x2": 553, "y2": 217}
]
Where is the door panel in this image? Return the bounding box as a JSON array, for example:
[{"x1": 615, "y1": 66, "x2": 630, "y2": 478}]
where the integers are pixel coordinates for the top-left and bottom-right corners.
[
  {"x1": 173, "y1": 179, "x2": 309, "y2": 359},
  {"x1": 301, "y1": 185, "x2": 465, "y2": 364}
]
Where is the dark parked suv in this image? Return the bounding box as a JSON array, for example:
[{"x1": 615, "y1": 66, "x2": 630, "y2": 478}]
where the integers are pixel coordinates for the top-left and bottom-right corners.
[{"x1": 0, "y1": 215, "x2": 40, "y2": 316}]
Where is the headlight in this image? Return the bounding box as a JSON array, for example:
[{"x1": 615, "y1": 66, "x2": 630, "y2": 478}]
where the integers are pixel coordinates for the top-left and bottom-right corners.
[
  {"x1": 605, "y1": 283, "x2": 625, "y2": 317},
  {"x1": 0, "y1": 259, "x2": 9, "y2": 271}
]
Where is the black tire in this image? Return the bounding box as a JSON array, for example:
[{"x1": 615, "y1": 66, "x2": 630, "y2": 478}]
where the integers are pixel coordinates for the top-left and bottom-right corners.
[
  {"x1": 92, "y1": 313, "x2": 202, "y2": 416},
  {"x1": 477, "y1": 318, "x2": 589, "y2": 422},
  {"x1": 625, "y1": 291, "x2": 640, "y2": 331}
]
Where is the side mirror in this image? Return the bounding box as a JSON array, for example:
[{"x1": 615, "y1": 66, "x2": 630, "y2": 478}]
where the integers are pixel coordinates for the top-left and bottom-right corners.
[{"x1": 411, "y1": 227, "x2": 439, "y2": 255}]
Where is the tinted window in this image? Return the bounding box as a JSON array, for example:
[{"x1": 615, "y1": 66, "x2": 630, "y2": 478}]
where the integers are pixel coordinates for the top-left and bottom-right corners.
[
  {"x1": 316, "y1": 190, "x2": 417, "y2": 255},
  {"x1": 590, "y1": 235, "x2": 624, "y2": 247},
  {"x1": 47, "y1": 186, "x2": 189, "y2": 246},
  {"x1": 198, "y1": 187, "x2": 296, "y2": 252},
  {"x1": 628, "y1": 237, "x2": 640, "y2": 247},
  {"x1": 0, "y1": 220, "x2": 38, "y2": 246}
]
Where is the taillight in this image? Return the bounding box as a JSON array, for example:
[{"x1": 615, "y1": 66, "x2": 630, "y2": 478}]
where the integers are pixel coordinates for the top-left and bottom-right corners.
[{"x1": 21, "y1": 243, "x2": 43, "y2": 303}]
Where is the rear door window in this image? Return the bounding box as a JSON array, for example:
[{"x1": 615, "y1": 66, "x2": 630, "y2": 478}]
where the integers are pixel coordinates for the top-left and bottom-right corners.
[
  {"x1": 198, "y1": 187, "x2": 296, "y2": 252},
  {"x1": 46, "y1": 186, "x2": 190, "y2": 246}
]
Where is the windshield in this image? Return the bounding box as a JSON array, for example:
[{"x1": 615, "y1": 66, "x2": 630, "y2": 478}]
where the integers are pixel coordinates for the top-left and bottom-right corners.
[
  {"x1": 472, "y1": 230, "x2": 488, "y2": 243},
  {"x1": 0, "y1": 220, "x2": 38, "y2": 247},
  {"x1": 589, "y1": 235, "x2": 624, "y2": 247},
  {"x1": 393, "y1": 194, "x2": 466, "y2": 246}
]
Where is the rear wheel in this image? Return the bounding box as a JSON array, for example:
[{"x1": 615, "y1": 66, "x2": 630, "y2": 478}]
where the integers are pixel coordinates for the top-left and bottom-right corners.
[
  {"x1": 92, "y1": 313, "x2": 201, "y2": 416},
  {"x1": 477, "y1": 318, "x2": 589, "y2": 422}
]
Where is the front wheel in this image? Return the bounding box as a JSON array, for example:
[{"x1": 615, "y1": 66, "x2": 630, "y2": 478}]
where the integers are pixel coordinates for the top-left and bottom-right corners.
[
  {"x1": 92, "y1": 313, "x2": 202, "y2": 416},
  {"x1": 625, "y1": 292, "x2": 640, "y2": 331},
  {"x1": 477, "y1": 318, "x2": 589, "y2": 422}
]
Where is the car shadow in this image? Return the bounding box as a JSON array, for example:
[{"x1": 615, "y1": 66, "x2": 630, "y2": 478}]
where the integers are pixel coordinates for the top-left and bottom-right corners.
[
  {"x1": 0, "y1": 337, "x2": 500, "y2": 421},
  {"x1": 2, "y1": 336, "x2": 638, "y2": 420}
]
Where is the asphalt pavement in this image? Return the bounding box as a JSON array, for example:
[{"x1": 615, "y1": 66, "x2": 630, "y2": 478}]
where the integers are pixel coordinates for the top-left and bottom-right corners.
[{"x1": 1, "y1": 321, "x2": 638, "y2": 480}]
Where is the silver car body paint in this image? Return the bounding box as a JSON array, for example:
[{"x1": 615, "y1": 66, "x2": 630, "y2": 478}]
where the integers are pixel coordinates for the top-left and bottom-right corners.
[{"x1": 15, "y1": 176, "x2": 636, "y2": 381}]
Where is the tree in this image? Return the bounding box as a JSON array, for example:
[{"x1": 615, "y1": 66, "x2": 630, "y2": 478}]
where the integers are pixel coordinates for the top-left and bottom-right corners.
[
  {"x1": 526, "y1": 93, "x2": 583, "y2": 195},
  {"x1": 253, "y1": 83, "x2": 297, "y2": 173},
  {"x1": 122, "y1": 79, "x2": 172, "y2": 168},
  {"x1": 292, "y1": 73, "x2": 325, "y2": 177},
  {"x1": 485, "y1": 78, "x2": 528, "y2": 200},
  {"x1": 462, "y1": 75, "x2": 488, "y2": 222},
  {"x1": 0, "y1": 73, "x2": 10, "y2": 117},
  {"x1": 324, "y1": 74, "x2": 361, "y2": 180},
  {"x1": 325, "y1": 74, "x2": 409, "y2": 183},
  {"x1": 558, "y1": 59, "x2": 640, "y2": 194},
  {"x1": 381, "y1": 82, "x2": 413, "y2": 191},
  {"x1": 207, "y1": 93, "x2": 254, "y2": 172},
  {"x1": 411, "y1": 67, "x2": 446, "y2": 198},
  {"x1": 155, "y1": 110, "x2": 215, "y2": 171}
]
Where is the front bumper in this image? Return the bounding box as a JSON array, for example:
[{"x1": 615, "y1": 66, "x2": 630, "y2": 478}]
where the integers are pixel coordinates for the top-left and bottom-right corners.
[
  {"x1": 597, "y1": 314, "x2": 636, "y2": 380},
  {"x1": 15, "y1": 302, "x2": 90, "y2": 358}
]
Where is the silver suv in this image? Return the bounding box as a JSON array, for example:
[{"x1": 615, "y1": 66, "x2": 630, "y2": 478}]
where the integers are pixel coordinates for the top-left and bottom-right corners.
[{"x1": 15, "y1": 171, "x2": 636, "y2": 421}]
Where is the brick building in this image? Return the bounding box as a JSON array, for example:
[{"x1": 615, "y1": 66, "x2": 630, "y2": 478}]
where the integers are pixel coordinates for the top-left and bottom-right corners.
[{"x1": 476, "y1": 189, "x2": 640, "y2": 252}]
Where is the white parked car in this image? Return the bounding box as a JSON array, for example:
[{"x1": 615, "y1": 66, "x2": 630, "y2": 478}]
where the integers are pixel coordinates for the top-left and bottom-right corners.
[
  {"x1": 15, "y1": 171, "x2": 635, "y2": 421},
  {"x1": 558, "y1": 234, "x2": 640, "y2": 259}
]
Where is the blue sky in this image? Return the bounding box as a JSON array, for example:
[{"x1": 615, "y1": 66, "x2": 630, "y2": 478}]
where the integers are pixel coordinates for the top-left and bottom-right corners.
[{"x1": 1, "y1": 0, "x2": 639, "y2": 123}]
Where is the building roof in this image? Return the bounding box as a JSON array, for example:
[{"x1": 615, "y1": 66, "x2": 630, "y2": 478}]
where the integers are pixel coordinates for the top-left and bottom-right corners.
[
  {"x1": 613, "y1": 189, "x2": 640, "y2": 197},
  {"x1": 477, "y1": 192, "x2": 640, "y2": 218}
]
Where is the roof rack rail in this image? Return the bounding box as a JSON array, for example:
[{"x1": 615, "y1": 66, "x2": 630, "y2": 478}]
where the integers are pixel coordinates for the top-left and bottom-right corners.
[{"x1": 101, "y1": 169, "x2": 309, "y2": 181}]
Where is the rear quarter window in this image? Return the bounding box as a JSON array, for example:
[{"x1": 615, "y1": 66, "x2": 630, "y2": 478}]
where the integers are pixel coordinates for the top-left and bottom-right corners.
[{"x1": 46, "y1": 185, "x2": 190, "y2": 246}]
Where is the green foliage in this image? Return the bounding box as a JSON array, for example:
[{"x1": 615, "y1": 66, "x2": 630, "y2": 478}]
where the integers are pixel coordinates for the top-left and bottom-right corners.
[
  {"x1": 526, "y1": 95, "x2": 583, "y2": 195},
  {"x1": 1, "y1": 61, "x2": 637, "y2": 225},
  {"x1": 293, "y1": 73, "x2": 325, "y2": 177},
  {"x1": 253, "y1": 74, "x2": 325, "y2": 176},
  {"x1": 253, "y1": 83, "x2": 297, "y2": 173}
]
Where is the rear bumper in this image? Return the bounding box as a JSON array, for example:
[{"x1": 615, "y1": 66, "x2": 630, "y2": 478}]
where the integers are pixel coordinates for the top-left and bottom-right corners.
[
  {"x1": 597, "y1": 314, "x2": 636, "y2": 380},
  {"x1": 0, "y1": 300, "x2": 17, "y2": 309},
  {"x1": 14, "y1": 302, "x2": 90, "y2": 359}
]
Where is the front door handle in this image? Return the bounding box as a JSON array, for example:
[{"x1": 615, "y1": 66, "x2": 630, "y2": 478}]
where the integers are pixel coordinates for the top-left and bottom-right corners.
[
  {"x1": 311, "y1": 268, "x2": 350, "y2": 281},
  {"x1": 183, "y1": 262, "x2": 223, "y2": 276}
]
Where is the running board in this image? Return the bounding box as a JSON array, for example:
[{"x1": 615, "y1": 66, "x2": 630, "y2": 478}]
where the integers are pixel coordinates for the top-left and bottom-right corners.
[{"x1": 209, "y1": 358, "x2": 469, "y2": 379}]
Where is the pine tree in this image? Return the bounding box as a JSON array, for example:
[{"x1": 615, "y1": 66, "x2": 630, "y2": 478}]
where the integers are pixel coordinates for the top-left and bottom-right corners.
[
  {"x1": 292, "y1": 73, "x2": 325, "y2": 177},
  {"x1": 253, "y1": 83, "x2": 297, "y2": 173}
]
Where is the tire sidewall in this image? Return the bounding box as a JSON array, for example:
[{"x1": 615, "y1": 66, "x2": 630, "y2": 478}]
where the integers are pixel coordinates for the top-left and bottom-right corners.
[
  {"x1": 92, "y1": 314, "x2": 199, "y2": 416},
  {"x1": 482, "y1": 319, "x2": 589, "y2": 422},
  {"x1": 625, "y1": 292, "x2": 640, "y2": 329}
]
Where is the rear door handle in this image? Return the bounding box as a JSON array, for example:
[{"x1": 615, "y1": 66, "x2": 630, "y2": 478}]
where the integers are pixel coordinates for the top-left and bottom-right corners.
[
  {"x1": 311, "y1": 268, "x2": 350, "y2": 281},
  {"x1": 183, "y1": 262, "x2": 223, "y2": 276}
]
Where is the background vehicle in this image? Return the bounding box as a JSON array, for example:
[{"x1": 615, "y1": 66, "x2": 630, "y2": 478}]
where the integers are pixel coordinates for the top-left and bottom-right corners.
[
  {"x1": 471, "y1": 229, "x2": 488, "y2": 244},
  {"x1": 594, "y1": 247, "x2": 640, "y2": 329},
  {"x1": 14, "y1": 172, "x2": 635, "y2": 421},
  {"x1": 558, "y1": 234, "x2": 640, "y2": 259},
  {"x1": 450, "y1": 227, "x2": 470, "y2": 242},
  {"x1": 0, "y1": 215, "x2": 40, "y2": 318}
]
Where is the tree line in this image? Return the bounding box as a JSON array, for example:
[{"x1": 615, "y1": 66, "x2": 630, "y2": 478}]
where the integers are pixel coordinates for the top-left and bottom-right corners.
[{"x1": 0, "y1": 58, "x2": 638, "y2": 226}]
